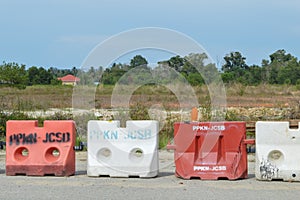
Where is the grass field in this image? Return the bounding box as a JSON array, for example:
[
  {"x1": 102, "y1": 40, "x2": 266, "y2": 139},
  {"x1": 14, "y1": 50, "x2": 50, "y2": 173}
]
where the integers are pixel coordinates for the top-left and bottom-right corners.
[
  {"x1": 1, "y1": 83, "x2": 300, "y2": 110},
  {"x1": 1, "y1": 83, "x2": 300, "y2": 148}
]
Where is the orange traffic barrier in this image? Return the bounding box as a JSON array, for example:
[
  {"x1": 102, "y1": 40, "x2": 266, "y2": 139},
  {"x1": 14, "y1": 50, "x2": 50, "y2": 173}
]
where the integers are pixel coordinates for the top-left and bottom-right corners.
[
  {"x1": 168, "y1": 122, "x2": 250, "y2": 180},
  {"x1": 6, "y1": 120, "x2": 75, "y2": 176}
]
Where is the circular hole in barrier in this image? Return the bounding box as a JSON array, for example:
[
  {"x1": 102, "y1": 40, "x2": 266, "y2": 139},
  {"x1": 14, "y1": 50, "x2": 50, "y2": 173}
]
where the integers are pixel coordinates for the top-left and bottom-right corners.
[
  {"x1": 14, "y1": 147, "x2": 29, "y2": 162},
  {"x1": 52, "y1": 149, "x2": 60, "y2": 157},
  {"x1": 45, "y1": 147, "x2": 60, "y2": 162},
  {"x1": 133, "y1": 149, "x2": 143, "y2": 157},
  {"x1": 292, "y1": 174, "x2": 296, "y2": 178},
  {"x1": 22, "y1": 148, "x2": 29, "y2": 156},
  {"x1": 268, "y1": 150, "x2": 284, "y2": 165},
  {"x1": 268, "y1": 150, "x2": 284, "y2": 162},
  {"x1": 97, "y1": 148, "x2": 112, "y2": 162},
  {"x1": 129, "y1": 148, "x2": 144, "y2": 161}
]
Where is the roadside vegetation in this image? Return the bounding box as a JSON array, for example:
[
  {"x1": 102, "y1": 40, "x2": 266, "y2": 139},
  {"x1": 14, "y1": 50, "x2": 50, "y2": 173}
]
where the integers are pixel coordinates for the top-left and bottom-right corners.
[
  {"x1": 1, "y1": 49, "x2": 300, "y2": 148},
  {"x1": 1, "y1": 83, "x2": 300, "y2": 148}
]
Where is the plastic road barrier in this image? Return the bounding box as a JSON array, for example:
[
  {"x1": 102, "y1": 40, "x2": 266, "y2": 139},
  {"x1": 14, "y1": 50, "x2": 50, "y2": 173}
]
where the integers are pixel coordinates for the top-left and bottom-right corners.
[
  {"x1": 256, "y1": 121, "x2": 300, "y2": 181},
  {"x1": 87, "y1": 120, "x2": 159, "y2": 178},
  {"x1": 6, "y1": 120, "x2": 76, "y2": 176},
  {"x1": 168, "y1": 122, "x2": 254, "y2": 180}
]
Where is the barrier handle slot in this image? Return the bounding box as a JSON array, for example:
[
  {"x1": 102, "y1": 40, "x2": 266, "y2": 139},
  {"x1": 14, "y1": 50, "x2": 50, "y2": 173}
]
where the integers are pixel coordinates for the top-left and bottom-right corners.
[
  {"x1": 166, "y1": 141, "x2": 176, "y2": 150},
  {"x1": 244, "y1": 139, "x2": 255, "y2": 145},
  {"x1": 0, "y1": 141, "x2": 6, "y2": 150},
  {"x1": 244, "y1": 139, "x2": 256, "y2": 153},
  {"x1": 73, "y1": 142, "x2": 87, "y2": 151}
]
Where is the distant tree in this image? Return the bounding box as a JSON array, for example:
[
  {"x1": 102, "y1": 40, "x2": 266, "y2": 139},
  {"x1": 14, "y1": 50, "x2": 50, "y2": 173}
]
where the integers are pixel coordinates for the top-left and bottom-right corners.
[
  {"x1": 277, "y1": 58, "x2": 300, "y2": 84},
  {"x1": 101, "y1": 58, "x2": 148, "y2": 85},
  {"x1": 158, "y1": 53, "x2": 217, "y2": 86},
  {"x1": 159, "y1": 55, "x2": 185, "y2": 71},
  {"x1": 71, "y1": 67, "x2": 78, "y2": 76},
  {"x1": 38, "y1": 67, "x2": 52, "y2": 84},
  {"x1": 76, "y1": 70, "x2": 94, "y2": 85},
  {"x1": 28, "y1": 66, "x2": 40, "y2": 85},
  {"x1": 48, "y1": 67, "x2": 59, "y2": 77},
  {"x1": 56, "y1": 69, "x2": 73, "y2": 77},
  {"x1": 187, "y1": 73, "x2": 204, "y2": 86},
  {"x1": 221, "y1": 72, "x2": 235, "y2": 83},
  {"x1": 101, "y1": 68, "x2": 113, "y2": 85},
  {"x1": 0, "y1": 62, "x2": 28, "y2": 88},
  {"x1": 50, "y1": 78, "x2": 62, "y2": 85},
  {"x1": 161, "y1": 53, "x2": 207, "y2": 75},
  {"x1": 262, "y1": 49, "x2": 299, "y2": 84},
  {"x1": 244, "y1": 65, "x2": 263, "y2": 85},
  {"x1": 87, "y1": 67, "x2": 96, "y2": 81},
  {"x1": 130, "y1": 55, "x2": 148, "y2": 68},
  {"x1": 28, "y1": 66, "x2": 53, "y2": 85},
  {"x1": 270, "y1": 49, "x2": 293, "y2": 63},
  {"x1": 185, "y1": 53, "x2": 220, "y2": 84},
  {"x1": 101, "y1": 63, "x2": 127, "y2": 85},
  {"x1": 221, "y1": 51, "x2": 249, "y2": 83},
  {"x1": 82, "y1": 66, "x2": 104, "y2": 84},
  {"x1": 222, "y1": 51, "x2": 248, "y2": 73},
  {"x1": 184, "y1": 53, "x2": 207, "y2": 72}
]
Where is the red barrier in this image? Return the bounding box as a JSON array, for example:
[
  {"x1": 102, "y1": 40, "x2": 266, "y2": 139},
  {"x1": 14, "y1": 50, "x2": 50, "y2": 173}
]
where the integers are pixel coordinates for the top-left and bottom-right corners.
[
  {"x1": 168, "y1": 122, "x2": 249, "y2": 180},
  {"x1": 6, "y1": 120, "x2": 75, "y2": 176}
]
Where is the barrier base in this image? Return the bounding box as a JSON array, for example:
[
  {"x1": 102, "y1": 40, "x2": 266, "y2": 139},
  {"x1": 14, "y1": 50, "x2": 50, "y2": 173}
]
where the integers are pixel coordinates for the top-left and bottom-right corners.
[
  {"x1": 87, "y1": 167, "x2": 158, "y2": 178},
  {"x1": 6, "y1": 165, "x2": 75, "y2": 176},
  {"x1": 256, "y1": 169, "x2": 300, "y2": 182},
  {"x1": 175, "y1": 170, "x2": 248, "y2": 180}
]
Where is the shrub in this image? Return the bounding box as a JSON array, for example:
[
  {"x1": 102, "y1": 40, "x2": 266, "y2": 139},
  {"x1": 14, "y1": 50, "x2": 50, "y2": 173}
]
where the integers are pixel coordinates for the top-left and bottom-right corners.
[{"x1": 0, "y1": 111, "x2": 31, "y2": 137}]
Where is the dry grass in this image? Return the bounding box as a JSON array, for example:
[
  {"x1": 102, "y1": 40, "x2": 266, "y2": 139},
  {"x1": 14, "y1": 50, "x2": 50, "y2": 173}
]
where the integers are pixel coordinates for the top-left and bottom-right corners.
[
  {"x1": 0, "y1": 85, "x2": 73, "y2": 110},
  {"x1": 1, "y1": 83, "x2": 300, "y2": 148},
  {"x1": 225, "y1": 83, "x2": 300, "y2": 108},
  {"x1": 1, "y1": 84, "x2": 300, "y2": 111}
]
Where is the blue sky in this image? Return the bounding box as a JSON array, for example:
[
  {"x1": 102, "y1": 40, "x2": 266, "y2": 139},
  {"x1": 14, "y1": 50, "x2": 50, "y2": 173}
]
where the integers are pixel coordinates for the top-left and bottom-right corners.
[{"x1": 0, "y1": 0, "x2": 299, "y2": 69}]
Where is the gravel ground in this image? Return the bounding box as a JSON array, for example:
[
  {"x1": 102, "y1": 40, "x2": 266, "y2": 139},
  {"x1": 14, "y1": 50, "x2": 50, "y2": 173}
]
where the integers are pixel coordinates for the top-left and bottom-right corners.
[{"x1": 1, "y1": 150, "x2": 300, "y2": 200}]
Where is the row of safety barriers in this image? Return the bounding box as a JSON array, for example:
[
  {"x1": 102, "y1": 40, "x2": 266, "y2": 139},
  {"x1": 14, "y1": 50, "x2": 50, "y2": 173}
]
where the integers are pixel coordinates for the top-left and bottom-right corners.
[{"x1": 1, "y1": 120, "x2": 300, "y2": 181}]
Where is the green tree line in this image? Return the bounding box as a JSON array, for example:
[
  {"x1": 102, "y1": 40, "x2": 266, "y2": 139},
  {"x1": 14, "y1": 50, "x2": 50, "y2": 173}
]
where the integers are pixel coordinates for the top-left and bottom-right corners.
[
  {"x1": 1, "y1": 49, "x2": 299, "y2": 89},
  {"x1": 0, "y1": 63, "x2": 80, "y2": 88},
  {"x1": 221, "y1": 49, "x2": 300, "y2": 85}
]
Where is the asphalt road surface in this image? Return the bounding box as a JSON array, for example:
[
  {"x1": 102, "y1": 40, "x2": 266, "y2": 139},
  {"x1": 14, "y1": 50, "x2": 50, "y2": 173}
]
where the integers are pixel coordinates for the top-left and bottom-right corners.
[{"x1": 1, "y1": 150, "x2": 300, "y2": 200}]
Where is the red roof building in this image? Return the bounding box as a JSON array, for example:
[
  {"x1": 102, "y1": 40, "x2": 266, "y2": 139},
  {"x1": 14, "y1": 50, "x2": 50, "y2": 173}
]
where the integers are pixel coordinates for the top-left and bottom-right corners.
[{"x1": 57, "y1": 74, "x2": 80, "y2": 86}]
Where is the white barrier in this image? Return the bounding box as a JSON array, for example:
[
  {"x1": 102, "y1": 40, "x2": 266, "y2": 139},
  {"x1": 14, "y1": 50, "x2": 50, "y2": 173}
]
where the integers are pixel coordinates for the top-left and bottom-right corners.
[
  {"x1": 87, "y1": 120, "x2": 159, "y2": 178},
  {"x1": 255, "y1": 121, "x2": 300, "y2": 181}
]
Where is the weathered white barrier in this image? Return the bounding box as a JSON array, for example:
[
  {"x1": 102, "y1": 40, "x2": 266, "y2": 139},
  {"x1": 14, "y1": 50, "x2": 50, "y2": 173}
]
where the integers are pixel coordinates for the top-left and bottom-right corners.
[
  {"x1": 87, "y1": 120, "x2": 159, "y2": 178},
  {"x1": 256, "y1": 121, "x2": 300, "y2": 181}
]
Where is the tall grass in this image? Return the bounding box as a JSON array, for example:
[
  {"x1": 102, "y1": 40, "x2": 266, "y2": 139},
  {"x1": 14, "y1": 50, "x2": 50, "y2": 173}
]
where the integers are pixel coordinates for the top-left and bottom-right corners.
[
  {"x1": 1, "y1": 84, "x2": 300, "y2": 148},
  {"x1": 2, "y1": 83, "x2": 300, "y2": 110}
]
